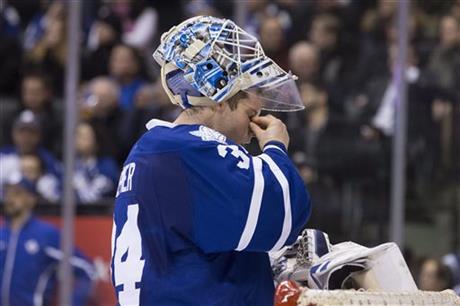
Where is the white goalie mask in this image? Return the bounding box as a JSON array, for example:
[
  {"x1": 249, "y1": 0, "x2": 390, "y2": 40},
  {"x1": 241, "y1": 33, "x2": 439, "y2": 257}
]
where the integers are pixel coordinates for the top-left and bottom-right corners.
[{"x1": 153, "y1": 15, "x2": 304, "y2": 112}]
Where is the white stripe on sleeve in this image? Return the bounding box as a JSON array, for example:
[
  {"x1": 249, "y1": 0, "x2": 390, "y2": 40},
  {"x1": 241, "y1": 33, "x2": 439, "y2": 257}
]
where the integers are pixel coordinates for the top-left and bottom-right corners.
[
  {"x1": 259, "y1": 154, "x2": 292, "y2": 252},
  {"x1": 45, "y1": 247, "x2": 96, "y2": 280},
  {"x1": 236, "y1": 157, "x2": 265, "y2": 251},
  {"x1": 33, "y1": 263, "x2": 57, "y2": 306},
  {"x1": 263, "y1": 144, "x2": 287, "y2": 155}
]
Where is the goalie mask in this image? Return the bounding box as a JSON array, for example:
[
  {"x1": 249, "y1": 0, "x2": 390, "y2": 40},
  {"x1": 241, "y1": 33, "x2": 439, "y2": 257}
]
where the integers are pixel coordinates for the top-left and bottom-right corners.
[{"x1": 153, "y1": 15, "x2": 304, "y2": 112}]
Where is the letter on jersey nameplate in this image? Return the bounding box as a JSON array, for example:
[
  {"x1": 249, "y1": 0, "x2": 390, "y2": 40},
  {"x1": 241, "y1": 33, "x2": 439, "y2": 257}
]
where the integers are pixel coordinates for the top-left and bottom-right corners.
[{"x1": 116, "y1": 162, "x2": 136, "y2": 197}]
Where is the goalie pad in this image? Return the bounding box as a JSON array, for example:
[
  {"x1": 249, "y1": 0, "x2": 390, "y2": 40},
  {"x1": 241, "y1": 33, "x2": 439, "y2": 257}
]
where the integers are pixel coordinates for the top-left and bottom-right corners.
[
  {"x1": 307, "y1": 240, "x2": 417, "y2": 291},
  {"x1": 271, "y1": 229, "x2": 417, "y2": 291}
]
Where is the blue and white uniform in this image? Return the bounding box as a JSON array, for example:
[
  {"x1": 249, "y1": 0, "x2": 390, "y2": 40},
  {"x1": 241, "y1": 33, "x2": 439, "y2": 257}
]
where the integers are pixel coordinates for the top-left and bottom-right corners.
[
  {"x1": 0, "y1": 146, "x2": 61, "y2": 201},
  {"x1": 0, "y1": 216, "x2": 95, "y2": 306},
  {"x1": 74, "y1": 156, "x2": 119, "y2": 204},
  {"x1": 111, "y1": 119, "x2": 311, "y2": 306}
]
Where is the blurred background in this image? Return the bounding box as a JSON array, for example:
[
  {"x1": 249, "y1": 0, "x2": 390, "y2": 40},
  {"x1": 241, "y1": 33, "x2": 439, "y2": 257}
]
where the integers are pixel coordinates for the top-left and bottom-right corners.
[{"x1": 0, "y1": 0, "x2": 459, "y2": 304}]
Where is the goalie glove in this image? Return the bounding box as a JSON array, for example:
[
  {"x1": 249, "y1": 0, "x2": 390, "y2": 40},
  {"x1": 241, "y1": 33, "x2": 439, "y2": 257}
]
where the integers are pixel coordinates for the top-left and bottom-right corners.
[{"x1": 270, "y1": 229, "x2": 333, "y2": 285}]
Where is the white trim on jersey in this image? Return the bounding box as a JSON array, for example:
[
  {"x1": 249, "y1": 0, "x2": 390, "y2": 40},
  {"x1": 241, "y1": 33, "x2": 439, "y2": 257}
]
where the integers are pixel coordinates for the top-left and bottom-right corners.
[
  {"x1": 146, "y1": 119, "x2": 177, "y2": 130},
  {"x1": 236, "y1": 157, "x2": 265, "y2": 251},
  {"x1": 1, "y1": 230, "x2": 20, "y2": 306},
  {"x1": 33, "y1": 263, "x2": 57, "y2": 306},
  {"x1": 44, "y1": 247, "x2": 96, "y2": 280},
  {"x1": 111, "y1": 222, "x2": 116, "y2": 259},
  {"x1": 263, "y1": 144, "x2": 286, "y2": 155},
  {"x1": 259, "y1": 154, "x2": 292, "y2": 252}
]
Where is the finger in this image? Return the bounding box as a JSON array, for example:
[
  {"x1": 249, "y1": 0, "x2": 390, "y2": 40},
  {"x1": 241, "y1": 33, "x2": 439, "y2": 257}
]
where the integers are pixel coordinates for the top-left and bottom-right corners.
[
  {"x1": 249, "y1": 122, "x2": 264, "y2": 138},
  {"x1": 251, "y1": 115, "x2": 274, "y2": 127},
  {"x1": 254, "y1": 114, "x2": 279, "y2": 123}
]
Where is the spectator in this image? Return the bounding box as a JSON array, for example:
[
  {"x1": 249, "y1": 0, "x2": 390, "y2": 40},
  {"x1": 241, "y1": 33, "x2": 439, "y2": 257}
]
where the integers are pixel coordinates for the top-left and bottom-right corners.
[
  {"x1": 0, "y1": 4, "x2": 22, "y2": 95},
  {"x1": 135, "y1": 80, "x2": 180, "y2": 122},
  {"x1": 294, "y1": 82, "x2": 387, "y2": 240},
  {"x1": 293, "y1": 82, "x2": 376, "y2": 178},
  {"x1": 243, "y1": 0, "x2": 293, "y2": 40},
  {"x1": 453, "y1": 0, "x2": 460, "y2": 21},
  {"x1": 82, "y1": 9, "x2": 122, "y2": 81},
  {"x1": 0, "y1": 110, "x2": 61, "y2": 200},
  {"x1": 353, "y1": 0, "x2": 397, "y2": 92},
  {"x1": 288, "y1": 41, "x2": 320, "y2": 83},
  {"x1": 0, "y1": 177, "x2": 95, "y2": 306},
  {"x1": 184, "y1": 0, "x2": 222, "y2": 18},
  {"x1": 19, "y1": 154, "x2": 60, "y2": 203},
  {"x1": 309, "y1": 14, "x2": 343, "y2": 87},
  {"x1": 79, "y1": 76, "x2": 127, "y2": 162},
  {"x1": 274, "y1": 0, "x2": 312, "y2": 45},
  {"x1": 355, "y1": 6, "x2": 425, "y2": 92},
  {"x1": 258, "y1": 16, "x2": 289, "y2": 69},
  {"x1": 22, "y1": 1, "x2": 62, "y2": 51},
  {"x1": 24, "y1": 1, "x2": 67, "y2": 95},
  {"x1": 0, "y1": 1, "x2": 21, "y2": 38},
  {"x1": 288, "y1": 41, "x2": 342, "y2": 113},
  {"x1": 80, "y1": 77, "x2": 120, "y2": 121},
  {"x1": 349, "y1": 44, "x2": 431, "y2": 138},
  {"x1": 418, "y1": 258, "x2": 454, "y2": 291},
  {"x1": 1, "y1": 72, "x2": 62, "y2": 155},
  {"x1": 119, "y1": 80, "x2": 181, "y2": 151},
  {"x1": 361, "y1": 0, "x2": 397, "y2": 38},
  {"x1": 108, "y1": 44, "x2": 147, "y2": 111},
  {"x1": 350, "y1": 43, "x2": 433, "y2": 196},
  {"x1": 240, "y1": 0, "x2": 270, "y2": 36},
  {"x1": 121, "y1": 0, "x2": 158, "y2": 52},
  {"x1": 426, "y1": 15, "x2": 460, "y2": 177},
  {"x1": 150, "y1": 1, "x2": 184, "y2": 36},
  {"x1": 425, "y1": 15, "x2": 460, "y2": 97},
  {"x1": 370, "y1": 45, "x2": 423, "y2": 136},
  {"x1": 74, "y1": 121, "x2": 119, "y2": 204},
  {"x1": 21, "y1": 72, "x2": 61, "y2": 153}
]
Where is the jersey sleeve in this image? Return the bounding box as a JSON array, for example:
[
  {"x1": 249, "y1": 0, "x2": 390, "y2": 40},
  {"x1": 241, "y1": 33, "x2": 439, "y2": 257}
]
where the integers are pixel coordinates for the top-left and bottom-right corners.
[
  {"x1": 44, "y1": 228, "x2": 96, "y2": 306},
  {"x1": 181, "y1": 140, "x2": 311, "y2": 253}
]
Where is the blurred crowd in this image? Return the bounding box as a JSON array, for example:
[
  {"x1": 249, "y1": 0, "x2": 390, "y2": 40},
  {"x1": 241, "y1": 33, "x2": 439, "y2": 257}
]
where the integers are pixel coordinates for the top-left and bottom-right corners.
[{"x1": 0, "y1": 0, "x2": 459, "y2": 294}]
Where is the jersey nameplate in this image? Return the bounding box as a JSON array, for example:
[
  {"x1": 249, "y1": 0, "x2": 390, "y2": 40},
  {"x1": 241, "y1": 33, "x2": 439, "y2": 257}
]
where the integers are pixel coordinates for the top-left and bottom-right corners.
[{"x1": 116, "y1": 162, "x2": 136, "y2": 197}]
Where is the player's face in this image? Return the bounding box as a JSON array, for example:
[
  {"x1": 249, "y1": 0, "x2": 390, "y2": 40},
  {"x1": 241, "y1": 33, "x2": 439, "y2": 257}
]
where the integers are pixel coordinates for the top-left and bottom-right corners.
[{"x1": 218, "y1": 94, "x2": 262, "y2": 145}]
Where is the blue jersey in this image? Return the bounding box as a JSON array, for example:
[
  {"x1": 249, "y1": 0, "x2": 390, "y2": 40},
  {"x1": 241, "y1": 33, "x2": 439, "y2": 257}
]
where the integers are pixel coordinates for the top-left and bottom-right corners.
[
  {"x1": 0, "y1": 146, "x2": 62, "y2": 201},
  {"x1": 111, "y1": 119, "x2": 311, "y2": 306},
  {"x1": 74, "y1": 156, "x2": 119, "y2": 203},
  {"x1": 0, "y1": 216, "x2": 95, "y2": 306}
]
